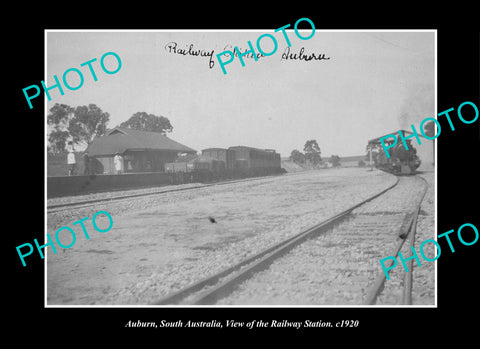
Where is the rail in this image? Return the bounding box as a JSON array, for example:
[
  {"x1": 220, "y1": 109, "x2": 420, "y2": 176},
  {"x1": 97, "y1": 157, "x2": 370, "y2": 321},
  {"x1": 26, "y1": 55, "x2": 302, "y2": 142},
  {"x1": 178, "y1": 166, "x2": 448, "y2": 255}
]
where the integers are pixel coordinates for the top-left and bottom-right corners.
[
  {"x1": 364, "y1": 175, "x2": 428, "y2": 305},
  {"x1": 153, "y1": 176, "x2": 401, "y2": 305}
]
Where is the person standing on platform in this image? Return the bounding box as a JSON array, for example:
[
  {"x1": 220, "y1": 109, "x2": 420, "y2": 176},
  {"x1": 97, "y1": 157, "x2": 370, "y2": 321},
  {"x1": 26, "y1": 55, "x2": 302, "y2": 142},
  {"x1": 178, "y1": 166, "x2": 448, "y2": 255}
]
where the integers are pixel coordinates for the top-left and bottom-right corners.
[
  {"x1": 114, "y1": 152, "x2": 123, "y2": 174},
  {"x1": 67, "y1": 142, "x2": 76, "y2": 176}
]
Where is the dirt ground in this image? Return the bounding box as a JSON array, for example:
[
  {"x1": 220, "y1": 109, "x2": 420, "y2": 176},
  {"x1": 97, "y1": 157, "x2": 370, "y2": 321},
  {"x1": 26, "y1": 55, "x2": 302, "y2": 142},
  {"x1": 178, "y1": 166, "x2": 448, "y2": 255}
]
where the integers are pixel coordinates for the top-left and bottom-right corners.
[{"x1": 46, "y1": 168, "x2": 399, "y2": 305}]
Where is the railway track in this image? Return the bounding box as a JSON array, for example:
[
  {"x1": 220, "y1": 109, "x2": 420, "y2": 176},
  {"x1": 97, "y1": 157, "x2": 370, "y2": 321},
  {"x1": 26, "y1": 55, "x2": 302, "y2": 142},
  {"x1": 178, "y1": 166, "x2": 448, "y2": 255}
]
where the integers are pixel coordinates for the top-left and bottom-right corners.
[
  {"x1": 47, "y1": 173, "x2": 293, "y2": 214},
  {"x1": 152, "y1": 175, "x2": 429, "y2": 305},
  {"x1": 364, "y1": 175, "x2": 428, "y2": 305}
]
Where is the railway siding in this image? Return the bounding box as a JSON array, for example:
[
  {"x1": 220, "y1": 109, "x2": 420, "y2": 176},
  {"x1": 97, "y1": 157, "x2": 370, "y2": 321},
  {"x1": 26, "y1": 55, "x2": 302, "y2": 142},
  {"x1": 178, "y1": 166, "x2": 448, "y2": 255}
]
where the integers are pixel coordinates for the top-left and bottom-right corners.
[
  {"x1": 411, "y1": 171, "x2": 435, "y2": 304},
  {"x1": 47, "y1": 168, "x2": 399, "y2": 305},
  {"x1": 376, "y1": 171, "x2": 435, "y2": 305}
]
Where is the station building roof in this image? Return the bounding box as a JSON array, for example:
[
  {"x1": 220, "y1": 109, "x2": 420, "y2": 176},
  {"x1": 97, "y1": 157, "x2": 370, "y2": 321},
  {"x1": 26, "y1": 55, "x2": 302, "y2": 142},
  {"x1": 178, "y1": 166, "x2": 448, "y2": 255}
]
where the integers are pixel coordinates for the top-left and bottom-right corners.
[{"x1": 87, "y1": 127, "x2": 197, "y2": 156}]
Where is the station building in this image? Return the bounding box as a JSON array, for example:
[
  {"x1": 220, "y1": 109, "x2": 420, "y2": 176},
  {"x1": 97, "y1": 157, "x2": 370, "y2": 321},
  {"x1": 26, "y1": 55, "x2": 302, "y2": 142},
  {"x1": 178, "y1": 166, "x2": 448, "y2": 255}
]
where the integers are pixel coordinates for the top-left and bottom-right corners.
[{"x1": 86, "y1": 127, "x2": 197, "y2": 174}]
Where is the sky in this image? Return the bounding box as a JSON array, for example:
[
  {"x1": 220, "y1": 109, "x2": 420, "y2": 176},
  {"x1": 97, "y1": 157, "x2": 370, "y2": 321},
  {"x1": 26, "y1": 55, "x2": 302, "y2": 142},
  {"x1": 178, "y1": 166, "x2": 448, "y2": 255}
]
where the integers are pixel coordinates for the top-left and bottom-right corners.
[{"x1": 46, "y1": 30, "x2": 435, "y2": 158}]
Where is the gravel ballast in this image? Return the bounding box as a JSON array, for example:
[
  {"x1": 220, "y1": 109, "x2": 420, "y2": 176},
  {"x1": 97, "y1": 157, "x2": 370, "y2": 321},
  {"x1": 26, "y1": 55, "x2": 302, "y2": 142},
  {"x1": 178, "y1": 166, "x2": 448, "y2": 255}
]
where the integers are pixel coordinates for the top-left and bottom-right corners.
[
  {"x1": 46, "y1": 168, "x2": 419, "y2": 305},
  {"x1": 216, "y1": 174, "x2": 434, "y2": 306}
]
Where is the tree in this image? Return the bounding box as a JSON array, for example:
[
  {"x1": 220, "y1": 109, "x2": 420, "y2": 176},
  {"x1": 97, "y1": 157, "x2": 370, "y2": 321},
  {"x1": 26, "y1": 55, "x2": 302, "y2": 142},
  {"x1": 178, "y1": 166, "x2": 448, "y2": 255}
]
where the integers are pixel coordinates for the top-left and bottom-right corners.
[
  {"x1": 303, "y1": 139, "x2": 321, "y2": 165},
  {"x1": 289, "y1": 149, "x2": 306, "y2": 164},
  {"x1": 330, "y1": 155, "x2": 341, "y2": 167},
  {"x1": 47, "y1": 103, "x2": 74, "y2": 126},
  {"x1": 69, "y1": 104, "x2": 110, "y2": 146},
  {"x1": 47, "y1": 104, "x2": 74, "y2": 153},
  {"x1": 48, "y1": 130, "x2": 70, "y2": 154},
  {"x1": 47, "y1": 103, "x2": 110, "y2": 153},
  {"x1": 119, "y1": 112, "x2": 173, "y2": 135}
]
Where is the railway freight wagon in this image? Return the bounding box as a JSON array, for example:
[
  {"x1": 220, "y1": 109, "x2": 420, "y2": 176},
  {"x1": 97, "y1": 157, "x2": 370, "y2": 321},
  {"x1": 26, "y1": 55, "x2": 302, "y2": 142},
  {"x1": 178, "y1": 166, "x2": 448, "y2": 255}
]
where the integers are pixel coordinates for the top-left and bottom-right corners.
[
  {"x1": 166, "y1": 146, "x2": 284, "y2": 184},
  {"x1": 202, "y1": 148, "x2": 236, "y2": 170},
  {"x1": 165, "y1": 155, "x2": 227, "y2": 184},
  {"x1": 203, "y1": 146, "x2": 282, "y2": 173},
  {"x1": 227, "y1": 146, "x2": 281, "y2": 176}
]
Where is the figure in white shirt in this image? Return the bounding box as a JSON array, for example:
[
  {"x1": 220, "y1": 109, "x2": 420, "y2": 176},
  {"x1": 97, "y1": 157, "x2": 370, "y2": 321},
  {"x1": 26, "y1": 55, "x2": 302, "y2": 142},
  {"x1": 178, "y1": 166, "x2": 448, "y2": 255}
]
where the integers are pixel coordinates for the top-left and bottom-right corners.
[
  {"x1": 66, "y1": 141, "x2": 76, "y2": 176},
  {"x1": 114, "y1": 152, "x2": 123, "y2": 174}
]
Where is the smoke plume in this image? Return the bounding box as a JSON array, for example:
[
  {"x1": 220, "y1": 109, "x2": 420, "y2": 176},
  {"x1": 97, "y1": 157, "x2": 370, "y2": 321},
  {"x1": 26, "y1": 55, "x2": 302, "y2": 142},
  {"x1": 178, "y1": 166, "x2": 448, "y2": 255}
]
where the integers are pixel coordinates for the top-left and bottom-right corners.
[{"x1": 398, "y1": 82, "x2": 435, "y2": 130}]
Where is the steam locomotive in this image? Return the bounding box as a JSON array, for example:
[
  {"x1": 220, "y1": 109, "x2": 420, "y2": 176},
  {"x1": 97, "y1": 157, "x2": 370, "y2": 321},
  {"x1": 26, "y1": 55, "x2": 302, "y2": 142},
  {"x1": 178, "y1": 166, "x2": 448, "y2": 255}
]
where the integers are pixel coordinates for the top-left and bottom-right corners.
[{"x1": 369, "y1": 134, "x2": 421, "y2": 175}]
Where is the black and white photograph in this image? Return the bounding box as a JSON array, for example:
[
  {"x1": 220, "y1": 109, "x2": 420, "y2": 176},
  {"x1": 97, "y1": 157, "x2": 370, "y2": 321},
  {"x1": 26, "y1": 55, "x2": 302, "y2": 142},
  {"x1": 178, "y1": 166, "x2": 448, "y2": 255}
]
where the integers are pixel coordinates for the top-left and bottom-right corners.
[{"x1": 44, "y1": 29, "x2": 436, "y2": 307}]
